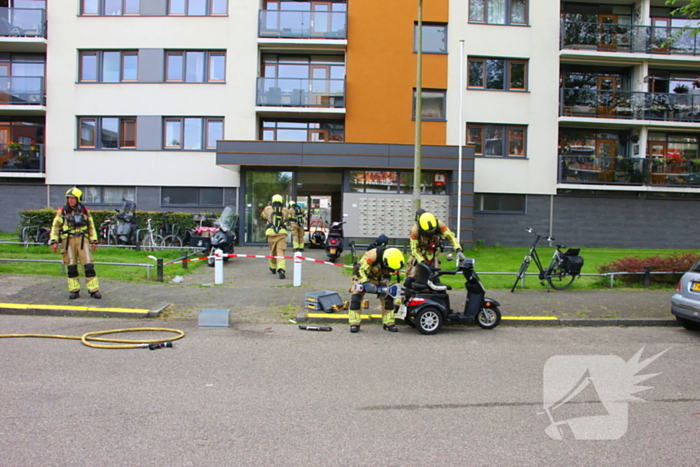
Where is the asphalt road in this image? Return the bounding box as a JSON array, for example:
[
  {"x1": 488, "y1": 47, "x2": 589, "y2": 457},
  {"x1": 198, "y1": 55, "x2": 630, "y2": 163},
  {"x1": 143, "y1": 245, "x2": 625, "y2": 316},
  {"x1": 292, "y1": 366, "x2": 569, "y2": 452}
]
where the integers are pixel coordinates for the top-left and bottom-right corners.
[{"x1": 1, "y1": 316, "x2": 698, "y2": 466}]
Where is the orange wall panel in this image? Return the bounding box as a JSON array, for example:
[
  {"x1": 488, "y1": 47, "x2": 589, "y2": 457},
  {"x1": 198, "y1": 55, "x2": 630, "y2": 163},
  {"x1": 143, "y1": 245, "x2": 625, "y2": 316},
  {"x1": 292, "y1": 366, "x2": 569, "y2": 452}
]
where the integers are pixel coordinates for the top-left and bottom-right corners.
[{"x1": 345, "y1": 0, "x2": 448, "y2": 146}]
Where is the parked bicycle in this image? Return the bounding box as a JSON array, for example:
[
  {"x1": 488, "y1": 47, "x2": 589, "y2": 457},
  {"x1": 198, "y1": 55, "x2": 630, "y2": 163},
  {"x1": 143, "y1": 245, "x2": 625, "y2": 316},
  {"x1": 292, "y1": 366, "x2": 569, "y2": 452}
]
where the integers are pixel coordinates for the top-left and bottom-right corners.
[
  {"x1": 510, "y1": 227, "x2": 584, "y2": 292},
  {"x1": 139, "y1": 217, "x2": 164, "y2": 252},
  {"x1": 159, "y1": 213, "x2": 184, "y2": 248},
  {"x1": 20, "y1": 215, "x2": 50, "y2": 246}
]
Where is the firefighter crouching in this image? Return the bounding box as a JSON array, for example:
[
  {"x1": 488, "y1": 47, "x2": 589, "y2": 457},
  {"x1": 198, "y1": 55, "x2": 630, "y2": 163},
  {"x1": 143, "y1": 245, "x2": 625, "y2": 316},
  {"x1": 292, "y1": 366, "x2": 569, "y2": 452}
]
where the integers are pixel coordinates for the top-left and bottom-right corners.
[
  {"x1": 287, "y1": 200, "x2": 306, "y2": 252},
  {"x1": 404, "y1": 211, "x2": 465, "y2": 289},
  {"x1": 348, "y1": 247, "x2": 405, "y2": 333},
  {"x1": 50, "y1": 187, "x2": 102, "y2": 300},
  {"x1": 261, "y1": 194, "x2": 289, "y2": 280}
]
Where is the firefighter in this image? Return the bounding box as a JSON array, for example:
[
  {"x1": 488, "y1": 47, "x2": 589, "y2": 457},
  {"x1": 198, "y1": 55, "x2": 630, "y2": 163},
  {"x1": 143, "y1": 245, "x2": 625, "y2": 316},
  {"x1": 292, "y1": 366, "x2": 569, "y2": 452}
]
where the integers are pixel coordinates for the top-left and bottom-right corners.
[
  {"x1": 348, "y1": 247, "x2": 405, "y2": 333},
  {"x1": 261, "y1": 194, "x2": 289, "y2": 279},
  {"x1": 49, "y1": 187, "x2": 102, "y2": 299},
  {"x1": 404, "y1": 211, "x2": 465, "y2": 289},
  {"x1": 287, "y1": 200, "x2": 306, "y2": 252}
]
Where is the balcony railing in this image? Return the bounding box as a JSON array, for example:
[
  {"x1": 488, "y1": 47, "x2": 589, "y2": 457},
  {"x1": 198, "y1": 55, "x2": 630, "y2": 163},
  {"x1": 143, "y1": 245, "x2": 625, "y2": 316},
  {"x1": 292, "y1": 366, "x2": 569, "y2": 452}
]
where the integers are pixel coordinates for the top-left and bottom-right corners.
[
  {"x1": 561, "y1": 20, "x2": 700, "y2": 55},
  {"x1": 0, "y1": 8, "x2": 46, "y2": 38},
  {"x1": 257, "y1": 77, "x2": 345, "y2": 108},
  {"x1": 258, "y1": 10, "x2": 347, "y2": 39},
  {"x1": 0, "y1": 76, "x2": 45, "y2": 106},
  {"x1": 560, "y1": 88, "x2": 700, "y2": 122},
  {"x1": 0, "y1": 143, "x2": 44, "y2": 173},
  {"x1": 559, "y1": 155, "x2": 700, "y2": 187}
]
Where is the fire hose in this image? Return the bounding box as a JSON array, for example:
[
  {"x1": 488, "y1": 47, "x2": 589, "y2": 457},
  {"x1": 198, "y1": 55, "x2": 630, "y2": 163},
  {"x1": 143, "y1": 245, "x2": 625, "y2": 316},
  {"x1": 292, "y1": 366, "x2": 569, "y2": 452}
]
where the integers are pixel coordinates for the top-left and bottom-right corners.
[{"x1": 0, "y1": 327, "x2": 185, "y2": 350}]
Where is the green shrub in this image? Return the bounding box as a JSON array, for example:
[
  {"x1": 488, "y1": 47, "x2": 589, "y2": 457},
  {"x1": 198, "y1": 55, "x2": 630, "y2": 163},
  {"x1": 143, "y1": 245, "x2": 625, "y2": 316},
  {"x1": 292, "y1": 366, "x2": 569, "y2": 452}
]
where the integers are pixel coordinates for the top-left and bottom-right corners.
[{"x1": 597, "y1": 253, "x2": 698, "y2": 285}]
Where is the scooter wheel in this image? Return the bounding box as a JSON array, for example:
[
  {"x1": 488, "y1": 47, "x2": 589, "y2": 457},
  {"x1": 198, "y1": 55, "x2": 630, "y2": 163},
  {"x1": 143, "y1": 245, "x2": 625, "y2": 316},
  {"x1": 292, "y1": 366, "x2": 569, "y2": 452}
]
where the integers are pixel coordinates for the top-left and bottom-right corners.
[
  {"x1": 416, "y1": 307, "x2": 443, "y2": 335},
  {"x1": 207, "y1": 257, "x2": 215, "y2": 267},
  {"x1": 476, "y1": 305, "x2": 501, "y2": 330}
]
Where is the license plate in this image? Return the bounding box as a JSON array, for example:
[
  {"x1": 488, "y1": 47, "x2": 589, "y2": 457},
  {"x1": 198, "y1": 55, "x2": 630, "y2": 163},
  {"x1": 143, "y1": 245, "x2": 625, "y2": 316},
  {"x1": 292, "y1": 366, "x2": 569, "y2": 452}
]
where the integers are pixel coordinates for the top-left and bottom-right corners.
[
  {"x1": 329, "y1": 247, "x2": 336, "y2": 254},
  {"x1": 692, "y1": 282, "x2": 700, "y2": 292}
]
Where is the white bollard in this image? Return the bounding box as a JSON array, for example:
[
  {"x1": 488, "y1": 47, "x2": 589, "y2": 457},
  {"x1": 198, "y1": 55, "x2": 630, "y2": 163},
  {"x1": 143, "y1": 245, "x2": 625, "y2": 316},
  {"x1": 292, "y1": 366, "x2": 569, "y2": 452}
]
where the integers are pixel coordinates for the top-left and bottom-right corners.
[
  {"x1": 293, "y1": 250, "x2": 302, "y2": 287},
  {"x1": 214, "y1": 248, "x2": 224, "y2": 285}
]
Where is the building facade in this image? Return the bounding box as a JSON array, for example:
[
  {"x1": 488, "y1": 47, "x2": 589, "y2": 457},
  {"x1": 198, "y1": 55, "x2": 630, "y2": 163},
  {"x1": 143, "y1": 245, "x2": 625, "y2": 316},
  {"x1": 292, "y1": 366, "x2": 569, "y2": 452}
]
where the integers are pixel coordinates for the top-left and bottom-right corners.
[{"x1": 0, "y1": 0, "x2": 698, "y2": 249}]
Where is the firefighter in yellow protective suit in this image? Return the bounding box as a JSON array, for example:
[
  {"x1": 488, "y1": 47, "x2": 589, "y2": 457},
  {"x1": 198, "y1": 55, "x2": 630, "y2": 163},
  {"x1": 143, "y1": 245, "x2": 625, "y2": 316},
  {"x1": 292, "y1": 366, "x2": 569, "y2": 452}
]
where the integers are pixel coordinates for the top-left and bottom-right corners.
[
  {"x1": 404, "y1": 211, "x2": 465, "y2": 289},
  {"x1": 261, "y1": 194, "x2": 289, "y2": 279},
  {"x1": 348, "y1": 247, "x2": 405, "y2": 333},
  {"x1": 49, "y1": 187, "x2": 102, "y2": 299},
  {"x1": 287, "y1": 200, "x2": 306, "y2": 252}
]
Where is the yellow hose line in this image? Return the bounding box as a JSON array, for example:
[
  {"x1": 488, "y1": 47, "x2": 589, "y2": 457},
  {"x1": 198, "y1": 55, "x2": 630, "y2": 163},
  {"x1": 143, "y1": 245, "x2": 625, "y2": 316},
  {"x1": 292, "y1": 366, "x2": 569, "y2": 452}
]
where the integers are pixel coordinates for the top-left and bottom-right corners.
[{"x1": 0, "y1": 327, "x2": 185, "y2": 349}]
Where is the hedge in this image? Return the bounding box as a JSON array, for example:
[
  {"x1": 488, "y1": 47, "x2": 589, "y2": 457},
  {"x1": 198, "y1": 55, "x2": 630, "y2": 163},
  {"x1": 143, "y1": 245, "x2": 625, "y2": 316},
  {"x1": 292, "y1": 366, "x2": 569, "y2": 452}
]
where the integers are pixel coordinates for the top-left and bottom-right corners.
[
  {"x1": 18, "y1": 209, "x2": 220, "y2": 235},
  {"x1": 597, "y1": 253, "x2": 699, "y2": 285}
]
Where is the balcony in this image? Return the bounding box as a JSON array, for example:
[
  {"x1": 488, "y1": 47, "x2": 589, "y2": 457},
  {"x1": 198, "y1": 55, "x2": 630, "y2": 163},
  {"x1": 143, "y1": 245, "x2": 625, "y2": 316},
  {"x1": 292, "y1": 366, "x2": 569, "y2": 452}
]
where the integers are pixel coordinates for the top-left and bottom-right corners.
[
  {"x1": 559, "y1": 155, "x2": 700, "y2": 187},
  {"x1": 0, "y1": 8, "x2": 46, "y2": 38},
  {"x1": 256, "y1": 77, "x2": 345, "y2": 108},
  {"x1": 258, "y1": 9, "x2": 347, "y2": 39},
  {"x1": 560, "y1": 88, "x2": 700, "y2": 122},
  {"x1": 0, "y1": 143, "x2": 44, "y2": 173},
  {"x1": 561, "y1": 21, "x2": 700, "y2": 56}
]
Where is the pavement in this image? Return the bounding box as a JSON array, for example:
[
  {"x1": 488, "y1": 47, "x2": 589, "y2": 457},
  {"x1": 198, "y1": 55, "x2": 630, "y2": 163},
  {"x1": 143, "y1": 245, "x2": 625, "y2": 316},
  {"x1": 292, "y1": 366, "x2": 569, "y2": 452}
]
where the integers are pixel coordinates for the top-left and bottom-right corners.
[{"x1": 0, "y1": 246, "x2": 679, "y2": 327}]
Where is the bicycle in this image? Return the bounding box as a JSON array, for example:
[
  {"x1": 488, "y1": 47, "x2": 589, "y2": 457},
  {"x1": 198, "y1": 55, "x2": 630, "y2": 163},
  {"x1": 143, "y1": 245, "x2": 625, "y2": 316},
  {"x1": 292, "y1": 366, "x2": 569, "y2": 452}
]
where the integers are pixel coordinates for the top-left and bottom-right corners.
[
  {"x1": 510, "y1": 227, "x2": 584, "y2": 292},
  {"x1": 98, "y1": 216, "x2": 118, "y2": 245},
  {"x1": 20, "y1": 215, "x2": 50, "y2": 246},
  {"x1": 160, "y1": 213, "x2": 184, "y2": 248},
  {"x1": 139, "y1": 217, "x2": 164, "y2": 252}
]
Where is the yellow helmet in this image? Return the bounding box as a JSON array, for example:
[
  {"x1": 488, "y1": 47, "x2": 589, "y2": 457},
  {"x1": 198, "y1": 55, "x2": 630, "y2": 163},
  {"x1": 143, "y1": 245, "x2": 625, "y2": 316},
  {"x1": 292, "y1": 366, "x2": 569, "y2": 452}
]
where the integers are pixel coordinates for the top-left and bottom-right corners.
[
  {"x1": 418, "y1": 212, "x2": 437, "y2": 234},
  {"x1": 271, "y1": 194, "x2": 283, "y2": 204},
  {"x1": 382, "y1": 248, "x2": 405, "y2": 271},
  {"x1": 65, "y1": 187, "x2": 83, "y2": 202},
  {"x1": 288, "y1": 200, "x2": 297, "y2": 208}
]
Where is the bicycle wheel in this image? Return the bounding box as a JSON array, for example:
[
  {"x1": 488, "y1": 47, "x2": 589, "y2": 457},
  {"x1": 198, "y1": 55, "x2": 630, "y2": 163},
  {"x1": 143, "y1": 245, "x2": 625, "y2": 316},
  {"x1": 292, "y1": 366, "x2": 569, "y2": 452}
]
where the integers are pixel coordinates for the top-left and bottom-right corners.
[
  {"x1": 37, "y1": 230, "x2": 50, "y2": 245},
  {"x1": 511, "y1": 258, "x2": 531, "y2": 292},
  {"x1": 546, "y1": 262, "x2": 576, "y2": 290},
  {"x1": 162, "y1": 234, "x2": 183, "y2": 248},
  {"x1": 140, "y1": 234, "x2": 164, "y2": 252}
]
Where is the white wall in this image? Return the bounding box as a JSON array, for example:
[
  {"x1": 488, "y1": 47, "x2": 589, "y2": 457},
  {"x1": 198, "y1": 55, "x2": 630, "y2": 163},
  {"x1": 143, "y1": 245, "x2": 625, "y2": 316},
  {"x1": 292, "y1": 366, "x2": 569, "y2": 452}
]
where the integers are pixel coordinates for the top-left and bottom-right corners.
[
  {"x1": 45, "y1": 1, "x2": 263, "y2": 187},
  {"x1": 447, "y1": 0, "x2": 561, "y2": 195}
]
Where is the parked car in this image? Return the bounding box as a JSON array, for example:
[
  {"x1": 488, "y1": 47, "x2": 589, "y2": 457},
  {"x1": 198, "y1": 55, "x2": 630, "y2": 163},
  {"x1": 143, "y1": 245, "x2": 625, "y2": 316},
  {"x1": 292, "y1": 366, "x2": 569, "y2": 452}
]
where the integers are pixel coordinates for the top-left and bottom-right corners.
[{"x1": 671, "y1": 259, "x2": 700, "y2": 330}]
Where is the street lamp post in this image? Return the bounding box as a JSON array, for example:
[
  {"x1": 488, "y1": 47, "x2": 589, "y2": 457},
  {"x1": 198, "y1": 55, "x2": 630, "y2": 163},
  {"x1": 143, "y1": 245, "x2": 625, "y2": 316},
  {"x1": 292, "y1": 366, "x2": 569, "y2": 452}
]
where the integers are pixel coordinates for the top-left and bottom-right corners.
[{"x1": 413, "y1": 0, "x2": 423, "y2": 214}]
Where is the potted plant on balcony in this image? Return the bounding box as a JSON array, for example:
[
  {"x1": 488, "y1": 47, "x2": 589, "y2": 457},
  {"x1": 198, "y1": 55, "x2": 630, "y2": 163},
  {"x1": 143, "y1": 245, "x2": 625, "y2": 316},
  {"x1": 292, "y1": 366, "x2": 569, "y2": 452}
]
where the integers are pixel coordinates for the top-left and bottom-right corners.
[
  {"x1": 674, "y1": 84, "x2": 690, "y2": 94},
  {"x1": 664, "y1": 151, "x2": 685, "y2": 173}
]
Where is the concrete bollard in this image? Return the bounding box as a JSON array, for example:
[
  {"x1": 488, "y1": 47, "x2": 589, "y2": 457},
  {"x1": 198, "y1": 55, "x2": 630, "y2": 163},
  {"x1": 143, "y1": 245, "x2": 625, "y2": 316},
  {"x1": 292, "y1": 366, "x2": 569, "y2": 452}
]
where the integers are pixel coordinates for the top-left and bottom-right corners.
[
  {"x1": 214, "y1": 248, "x2": 224, "y2": 285},
  {"x1": 293, "y1": 251, "x2": 302, "y2": 287}
]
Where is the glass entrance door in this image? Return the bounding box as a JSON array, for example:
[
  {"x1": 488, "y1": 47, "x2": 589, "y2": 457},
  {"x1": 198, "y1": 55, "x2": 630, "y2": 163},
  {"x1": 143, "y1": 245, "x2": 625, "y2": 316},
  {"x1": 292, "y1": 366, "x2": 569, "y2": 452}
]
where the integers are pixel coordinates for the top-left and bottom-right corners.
[{"x1": 244, "y1": 170, "x2": 293, "y2": 243}]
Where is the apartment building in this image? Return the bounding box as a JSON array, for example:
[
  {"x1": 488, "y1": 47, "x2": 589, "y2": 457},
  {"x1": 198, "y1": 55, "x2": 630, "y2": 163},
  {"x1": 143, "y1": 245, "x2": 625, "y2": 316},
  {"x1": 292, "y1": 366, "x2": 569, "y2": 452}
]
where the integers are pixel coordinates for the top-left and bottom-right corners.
[{"x1": 0, "y1": 0, "x2": 697, "y2": 249}]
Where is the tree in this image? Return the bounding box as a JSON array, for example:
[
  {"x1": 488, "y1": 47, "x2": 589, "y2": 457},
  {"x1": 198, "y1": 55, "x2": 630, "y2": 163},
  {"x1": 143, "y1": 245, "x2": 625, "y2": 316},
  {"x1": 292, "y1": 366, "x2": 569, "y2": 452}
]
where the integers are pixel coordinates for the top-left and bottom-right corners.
[{"x1": 666, "y1": 1, "x2": 700, "y2": 36}]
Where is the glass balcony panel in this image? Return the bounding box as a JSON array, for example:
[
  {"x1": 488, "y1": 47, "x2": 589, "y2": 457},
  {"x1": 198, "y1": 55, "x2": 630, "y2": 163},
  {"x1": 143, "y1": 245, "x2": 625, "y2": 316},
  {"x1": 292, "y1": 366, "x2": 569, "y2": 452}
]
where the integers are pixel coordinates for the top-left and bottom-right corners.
[
  {"x1": 0, "y1": 76, "x2": 45, "y2": 105},
  {"x1": 0, "y1": 142, "x2": 44, "y2": 173},
  {"x1": 560, "y1": 88, "x2": 700, "y2": 123},
  {"x1": 559, "y1": 155, "x2": 700, "y2": 187},
  {"x1": 257, "y1": 77, "x2": 345, "y2": 108},
  {"x1": 0, "y1": 7, "x2": 46, "y2": 38},
  {"x1": 562, "y1": 20, "x2": 700, "y2": 55},
  {"x1": 259, "y1": 10, "x2": 347, "y2": 39}
]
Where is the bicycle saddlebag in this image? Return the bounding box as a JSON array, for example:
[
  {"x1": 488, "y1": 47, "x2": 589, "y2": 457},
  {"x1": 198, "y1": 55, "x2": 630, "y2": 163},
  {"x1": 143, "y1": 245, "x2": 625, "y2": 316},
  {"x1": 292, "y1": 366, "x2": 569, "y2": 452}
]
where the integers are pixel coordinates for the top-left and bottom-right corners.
[{"x1": 563, "y1": 249, "x2": 584, "y2": 275}]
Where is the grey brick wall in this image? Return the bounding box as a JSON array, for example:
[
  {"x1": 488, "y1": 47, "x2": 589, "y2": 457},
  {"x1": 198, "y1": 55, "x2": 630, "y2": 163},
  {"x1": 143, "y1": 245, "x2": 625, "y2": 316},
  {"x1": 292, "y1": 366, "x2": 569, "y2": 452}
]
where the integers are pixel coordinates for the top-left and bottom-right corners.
[
  {"x1": 474, "y1": 193, "x2": 700, "y2": 249},
  {"x1": 0, "y1": 183, "x2": 49, "y2": 233}
]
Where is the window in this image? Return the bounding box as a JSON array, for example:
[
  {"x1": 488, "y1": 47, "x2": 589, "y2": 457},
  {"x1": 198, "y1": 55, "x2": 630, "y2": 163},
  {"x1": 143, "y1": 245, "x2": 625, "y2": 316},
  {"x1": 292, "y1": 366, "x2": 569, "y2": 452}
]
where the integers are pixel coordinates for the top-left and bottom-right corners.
[
  {"x1": 260, "y1": 120, "x2": 344, "y2": 142},
  {"x1": 412, "y1": 89, "x2": 446, "y2": 120},
  {"x1": 161, "y1": 187, "x2": 224, "y2": 206},
  {"x1": 468, "y1": 57, "x2": 528, "y2": 91},
  {"x1": 78, "y1": 117, "x2": 136, "y2": 149},
  {"x1": 474, "y1": 193, "x2": 526, "y2": 213},
  {"x1": 648, "y1": 132, "x2": 699, "y2": 160},
  {"x1": 165, "y1": 51, "x2": 225, "y2": 82},
  {"x1": 81, "y1": 0, "x2": 140, "y2": 15},
  {"x1": 414, "y1": 23, "x2": 448, "y2": 53},
  {"x1": 168, "y1": 0, "x2": 227, "y2": 16},
  {"x1": 163, "y1": 117, "x2": 223, "y2": 150},
  {"x1": 350, "y1": 170, "x2": 447, "y2": 194},
  {"x1": 469, "y1": 0, "x2": 527, "y2": 25},
  {"x1": 467, "y1": 124, "x2": 527, "y2": 157},
  {"x1": 81, "y1": 186, "x2": 136, "y2": 204},
  {"x1": 79, "y1": 51, "x2": 138, "y2": 82}
]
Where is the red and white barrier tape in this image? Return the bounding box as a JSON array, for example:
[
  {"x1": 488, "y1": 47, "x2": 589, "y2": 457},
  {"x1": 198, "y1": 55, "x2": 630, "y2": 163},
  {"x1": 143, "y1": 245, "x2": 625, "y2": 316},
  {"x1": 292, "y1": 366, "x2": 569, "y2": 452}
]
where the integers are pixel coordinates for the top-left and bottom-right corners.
[{"x1": 158, "y1": 253, "x2": 354, "y2": 268}]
